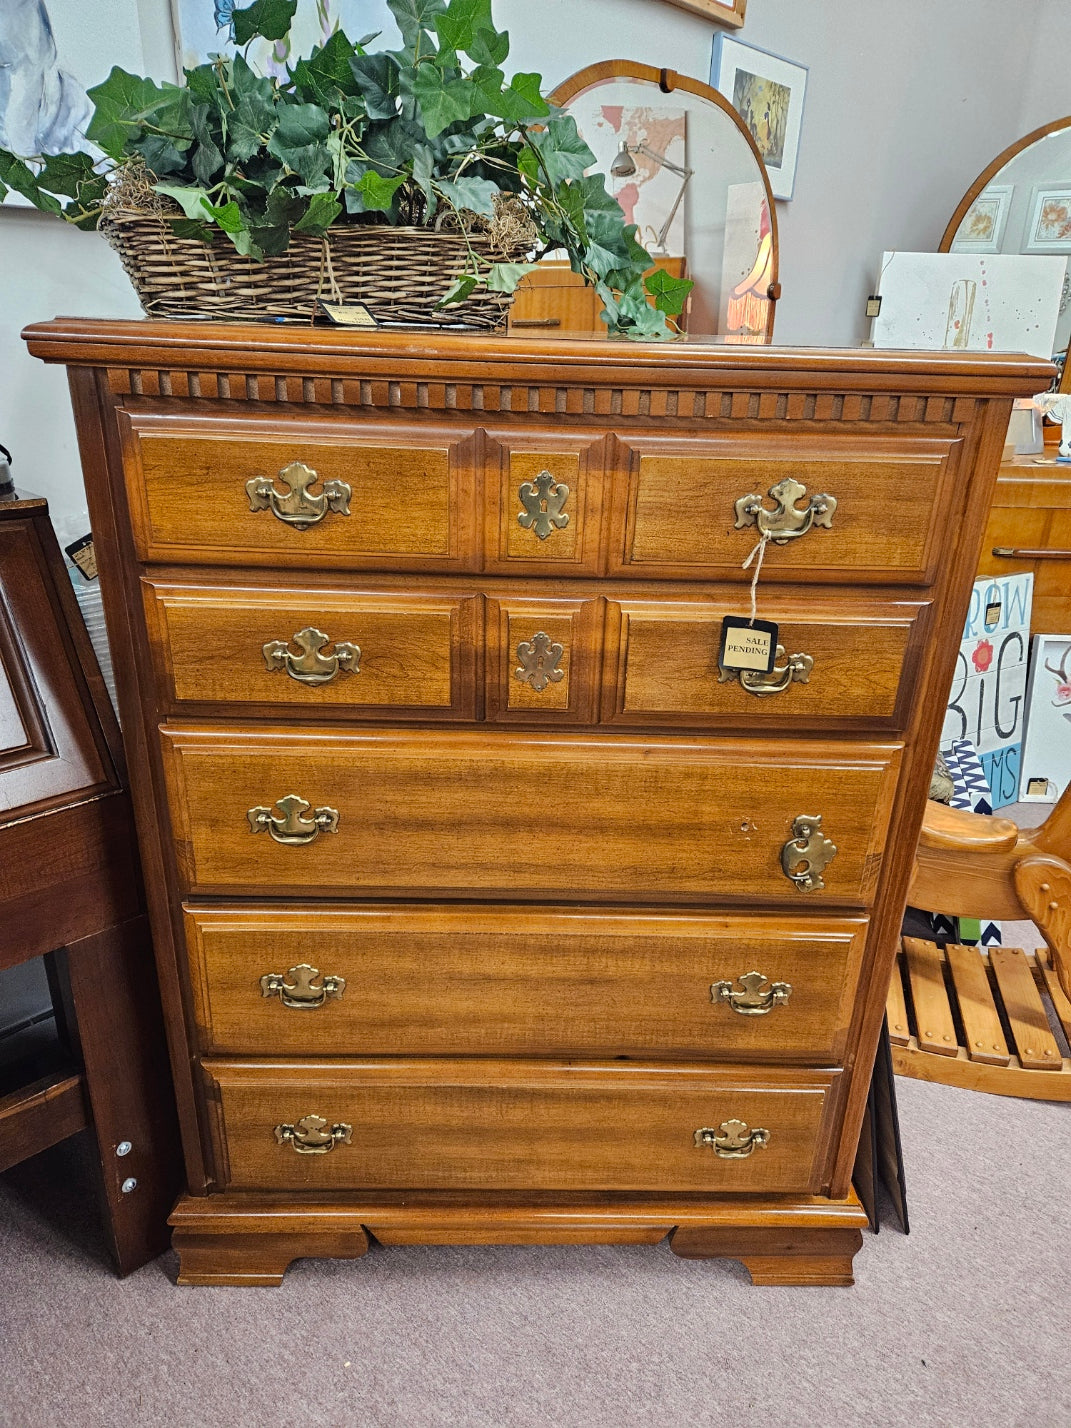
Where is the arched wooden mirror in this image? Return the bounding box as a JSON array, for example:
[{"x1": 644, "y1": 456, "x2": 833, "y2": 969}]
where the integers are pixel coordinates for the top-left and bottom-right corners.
[
  {"x1": 940, "y1": 116, "x2": 1071, "y2": 386},
  {"x1": 548, "y1": 61, "x2": 779, "y2": 341}
]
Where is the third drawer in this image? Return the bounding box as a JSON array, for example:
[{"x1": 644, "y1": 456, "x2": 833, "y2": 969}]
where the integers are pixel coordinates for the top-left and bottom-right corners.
[{"x1": 185, "y1": 903, "x2": 869, "y2": 1062}]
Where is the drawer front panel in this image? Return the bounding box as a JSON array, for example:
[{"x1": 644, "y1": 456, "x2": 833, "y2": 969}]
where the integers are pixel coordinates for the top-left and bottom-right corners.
[
  {"x1": 206, "y1": 1059, "x2": 835, "y2": 1193},
  {"x1": 483, "y1": 432, "x2": 608, "y2": 576},
  {"x1": 603, "y1": 595, "x2": 929, "y2": 729},
  {"x1": 161, "y1": 726, "x2": 899, "y2": 903},
  {"x1": 186, "y1": 904, "x2": 868, "y2": 1061},
  {"x1": 119, "y1": 412, "x2": 475, "y2": 569},
  {"x1": 485, "y1": 596, "x2": 601, "y2": 723},
  {"x1": 143, "y1": 580, "x2": 480, "y2": 719},
  {"x1": 611, "y1": 436, "x2": 959, "y2": 582}
]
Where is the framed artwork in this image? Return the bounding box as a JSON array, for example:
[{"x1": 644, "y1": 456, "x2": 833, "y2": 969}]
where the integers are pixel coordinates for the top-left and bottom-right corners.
[
  {"x1": 951, "y1": 185, "x2": 1013, "y2": 254},
  {"x1": 710, "y1": 36, "x2": 806, "y2": 200},
  {"x1": 0, "y1": 0, "x2": 145, "y2": 203},
  {"x1": 1023, "y1": 185, "x2": 1071, "y2": 254},
  {"x1": 171, "y1": 0, "x2": 397, "y2": 72},
  {"x1": 658, "y1": 0, "x2": 747, "y2": 26}
]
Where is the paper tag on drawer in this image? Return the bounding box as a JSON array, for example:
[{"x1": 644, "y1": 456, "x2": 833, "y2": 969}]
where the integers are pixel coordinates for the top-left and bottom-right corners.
[{"x1": 719, "y1": 617, "x2": 779, "y2": 673}]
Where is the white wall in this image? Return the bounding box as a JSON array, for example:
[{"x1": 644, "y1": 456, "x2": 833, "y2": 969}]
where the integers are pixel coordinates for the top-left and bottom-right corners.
[{"x1": 0, "y1": 0, "x2": 1066, "y2": 527}]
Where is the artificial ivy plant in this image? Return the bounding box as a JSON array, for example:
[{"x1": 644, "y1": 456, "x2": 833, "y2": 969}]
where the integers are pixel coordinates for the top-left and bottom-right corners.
[{"x1": 0, "y1": 0, "x2": 690, "y2": 336}]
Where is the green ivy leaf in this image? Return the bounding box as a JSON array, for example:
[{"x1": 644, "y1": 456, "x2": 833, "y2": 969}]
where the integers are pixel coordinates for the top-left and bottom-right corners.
[
  {"x1": 644, "y1": 265, "x2": 692, "y2": 317},
  {"x1": 410, "y1": 143, "x2": 437, "y2": 218},
  {"x1": 152, "y1": 182, "x2": 214, "y2": 220},
  {"x1": 168, "y1": 216, "x2": 214, "y2": 242},
  {"x1": 247, "y1": 187, "x2": 307, "y2": 253},
  {"x1": 436, "y1": 272, "x2": 478, "y2": 306},
  {"x1": 434, "y1": 0, "x2": 494, "y2": 53},
  {"x1": 293, "y1": 190, "x2": 343, "y2": 234},
  {"x1": 35, "y1": 152, "x2": 99, "y2": 198},
  {"x1": 0, "y1": 152, "x2": 63, "y2": 213},
  {"x1": 349, "y1": 52, "x2": 402, "y2": 119},
  {"x1": 485, "y1": 261, "x2": 536, "y2": 292},
  {"x1": 289, "y1": 30, "x2": 362, "y2": 106},
  {"x1": 267, "y1": 102, "x2": 332, "y2": 186},
  {"x1": 202, "y1": 199, "x2": 243, "y2": 233},
  {"x1": 468, "y1": 24, "x2": 509, "y2": 66},
  {"x1": 506, "y1": 72, "x2": 547, "y2": 118},
  {"x1": 85, "y1": 68, "x2": 176, "y2": 160},
  {"x1": 226, "y1": 54, "x2": 276, "y2": 160},
  {"x1": 231, "y1": 0, "x2": 297, "y2": 46},
  {"x1": 388, "y1": 0, "x2": 447, "y2": 49},
  {"x1": 353, "y1": 168, "x2": 406, "y2": 213},
  {"x1": 412, "y1": 64, "x2": 473, "y2": 139},
  {"x1": 436, "y1": 174, "x2": 497, "y2": 216},
  {"x1": 527, "y1": 115, "x2": 594, "y2": 185},
  {"x1": 131, "y1": 132, "x2": 191, "y2": 175}
]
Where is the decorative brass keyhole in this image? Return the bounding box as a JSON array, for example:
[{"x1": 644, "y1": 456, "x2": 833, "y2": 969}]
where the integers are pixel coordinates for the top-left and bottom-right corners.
[
  {"x1": 719, "y1": 644, "x2": 813, "y2": 697},
  {"x1": 734, "y1": 477, "x2": 836, "y2": 545},
  {"x1": 780, "y1": 814, "x2": 837, "y2": 892},
  {"x1": 246, "y1": 460, "x2": 352, "y2": 530},
  {"x1": 517, "y1": 470, "x2": 570, "y2": 540},
  {"x1": 260, "y1": 963, "x2": 346, "y2": 1009},
  {"x1": 711, "y1": 971, "x2": 792, "y2": 1016},
  {"x1": 247, "y1": 794, "x2": 340, "y2": 846},
  {"x1": 515, "y1": 631, "x2": 565, "y2": 692},
  {"x1": 694, "y1": 1120, "x2": 770, "y2": 1158},
  {"x1": 274, "y1": 1115, "x2": 352, "y2": 1155},
  {"x1": 263, "y1": 628, "x2": 361, "y2": 686}
]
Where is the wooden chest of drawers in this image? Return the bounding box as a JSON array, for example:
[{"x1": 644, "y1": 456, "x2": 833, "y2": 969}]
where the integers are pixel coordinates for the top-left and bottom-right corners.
[{"x1": 25, "y1": 319, "x2": 1047, "y2": 1286}]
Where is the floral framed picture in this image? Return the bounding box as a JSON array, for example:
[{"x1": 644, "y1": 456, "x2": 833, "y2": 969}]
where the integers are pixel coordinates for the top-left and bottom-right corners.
[
  {"x1": 951, "y1": 185, "x2": 1013, "y2": 254},
  {"x1": 711, "y1": 36, "x2": 807, "y2": 201},
  {"x1": 1023, "y1": 185, "x2": 1071, "y2": 254},
  {"x1": 659, "y1": 0, "x2": 747, "y2": 27}
]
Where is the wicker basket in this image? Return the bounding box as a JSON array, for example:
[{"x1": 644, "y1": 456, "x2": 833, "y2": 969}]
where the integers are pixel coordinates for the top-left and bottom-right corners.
[{"x1": 102, "y1": 210, "x2": 529, "y2": 329}]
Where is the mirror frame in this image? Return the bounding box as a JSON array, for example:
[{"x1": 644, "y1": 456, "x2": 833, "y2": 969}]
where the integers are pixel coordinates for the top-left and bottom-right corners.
[
  {"x1": 938, "y1": 115, "x2": 1071, "y2": 253},
  {"x1": 549, "y1": 60, "x2": 780, "y2": 341}
]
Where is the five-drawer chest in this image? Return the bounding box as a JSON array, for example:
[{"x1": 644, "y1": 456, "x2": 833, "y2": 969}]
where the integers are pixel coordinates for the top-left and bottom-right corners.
[{"x1": 26, "y1": 319, "x2": 1048, "y2": 1286}]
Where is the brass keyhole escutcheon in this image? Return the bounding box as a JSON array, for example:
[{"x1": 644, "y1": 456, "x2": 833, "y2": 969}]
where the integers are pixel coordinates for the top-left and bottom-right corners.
[
  {"x1": 780, "y1": 814, "x2": 837, "y2": 892},
  {"x1": 711, "y1": 971, "x2": 792, "y2": 1016},
  {"x1": 515, "y1": 631, "x2": 565, "y2": 693},
  {"x1": 263, "y1": 627, "x2": 361, "y2": 686},
  {"x1": 517, "y1": 470, "x2": 570, "y2": 540},
  {"x1": 734, "y1": 477, "x2": 836, "y2": 545},
  {"x1": 246, "y1": 460, "x2": 351, "y2": 530},
  {"x1": 247, "y1": 794, "x2": 340, "y2": 846},
  {"x1": 694, "y1": 1120, "x2": 770, "y2": 1159},
  {"x1": 260, "y1": 964, "x2": 346, "y2": 1009},
  {"x1": 274, "y1": 1115, "x2": 352, "y2": 1155}
]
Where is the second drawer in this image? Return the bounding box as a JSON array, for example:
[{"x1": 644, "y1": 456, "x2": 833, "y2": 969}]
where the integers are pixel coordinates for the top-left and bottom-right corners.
[{"x1": 185, "y1": 903, "x2": 869, "y2": 1061}]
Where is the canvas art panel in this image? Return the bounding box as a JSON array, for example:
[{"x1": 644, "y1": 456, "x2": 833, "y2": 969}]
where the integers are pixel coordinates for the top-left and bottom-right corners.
[
  {"x1": 579, "y1": 104, "x2": 688, "y2": 258},
  {"x1": 0, "y1": 0, "x2": 145, "y2": 193},
  {"x1": 1018, "y1": 633, "x2": 1071, "y2": 803},
  {"x1": 950, "y1": 185, "x2": 1013, "y2": 254},
  {"x1": 1022, "y1": 184, "x2": 1071, "y2": 254},
  {"x1": 171, "y1": 0, "x2": 400, "y2": 72},
  {"x1": 941, "y1": 572, "x2": 1034, "y2": 809},
  {"x1": 870, "y1": 251, "x2": 1067, "y2": 360},
  {"x1": 710, "y1": 36, "x2": 806, "y2": 201}
]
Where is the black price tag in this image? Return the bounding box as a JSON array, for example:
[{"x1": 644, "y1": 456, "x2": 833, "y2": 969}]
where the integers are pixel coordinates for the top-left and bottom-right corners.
[
  {"x1": 985, "y1": 600, "x2": 1002, "y2": 626},
  {"x1": 866, "y1": 295, "x2": 882, "y2": 318},
  {"x1": 719, "y1": 616, "x2": 779, "y2": 673},
  {"x1": 319, "y1": 300, "x2": 378, "y2": 328},
  {"x1": 64, "y1": 532, "x2": 97, "y2": 580}
]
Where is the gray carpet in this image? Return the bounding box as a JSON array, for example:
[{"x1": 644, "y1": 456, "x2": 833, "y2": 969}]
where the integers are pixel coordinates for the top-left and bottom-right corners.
[{"x1": 1, "y1": 1074, "x2": 1069, "y2": 1428}]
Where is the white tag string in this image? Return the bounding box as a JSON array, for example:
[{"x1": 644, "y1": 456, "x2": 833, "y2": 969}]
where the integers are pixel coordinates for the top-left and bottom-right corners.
[{"x1": 741, "y1": 531, "x2": 770, "y2": 625}]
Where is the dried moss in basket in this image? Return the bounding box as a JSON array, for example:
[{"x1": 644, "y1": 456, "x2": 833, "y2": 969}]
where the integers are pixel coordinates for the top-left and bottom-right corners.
[{"x1": 0, "y1": 0, "x2": 691, "y2": 338}]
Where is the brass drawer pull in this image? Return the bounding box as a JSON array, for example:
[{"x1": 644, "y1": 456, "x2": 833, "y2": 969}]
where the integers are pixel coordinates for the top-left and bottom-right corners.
[
  {"x1": 711, "y1": 971, "x2": 792, "y2": 1015},
  {"x1": 263, "y1": 627, "x2": 361, "y2": 686},
  {"x1": 246, "y1": 460, "x2": 351, "y2": 530},
  {"x1": 512, "y1": 318, "x2": 562, "y2": 328},
  {"x1": 260, "y1": 963, "x2": 346, "y2": 1009},
  {"x1": 694, "y1": 1120, "x2": 770, "y2": 1159},
  {"x1": 992, "y1": 546, "x2": 1071, "y2": 560},
  {"x1": 780, "y1": 814, "x2": 837, "y2": 892},
  {"x1": 274, "y1": 1115, "x2": 352, "y2": 1155},
  {"x1": 247, "y1": 794, "x2": 340, "y2": 845},
  {"x1": 719, "y1": 644, "x2": 813, "y2": 697},
  {"x1": 518, "y1": 469, "x2": 570, "y2": 540},
  {"x1": 734, "y1": 477, "x2": 836, "y2": 544},
  {"x1": 515, "y1": 631, "x2": 565, "y2": 692}
]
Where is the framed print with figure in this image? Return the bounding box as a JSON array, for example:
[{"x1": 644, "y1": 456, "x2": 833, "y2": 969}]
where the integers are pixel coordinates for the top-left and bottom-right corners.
[{"x1": 711, "y1": 36, "x2": 806, "y2": 200}]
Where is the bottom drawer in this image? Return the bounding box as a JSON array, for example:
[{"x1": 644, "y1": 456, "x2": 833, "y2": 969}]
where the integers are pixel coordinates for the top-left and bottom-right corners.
[{"x1": 204, "y1": 1060, "x2": 836, "y2": 1194}]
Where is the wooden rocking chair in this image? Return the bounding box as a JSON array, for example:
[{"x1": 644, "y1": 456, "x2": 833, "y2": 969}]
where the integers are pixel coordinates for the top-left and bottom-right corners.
[{"x1": 888, "y1": 783, "x2": 1071, "y2": 1099}]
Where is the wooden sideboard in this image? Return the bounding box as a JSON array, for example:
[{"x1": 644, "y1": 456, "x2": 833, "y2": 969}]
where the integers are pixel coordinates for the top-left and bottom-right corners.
[{"x1": 24, "y1": 319, "x2": 1047, "y2": 1286}]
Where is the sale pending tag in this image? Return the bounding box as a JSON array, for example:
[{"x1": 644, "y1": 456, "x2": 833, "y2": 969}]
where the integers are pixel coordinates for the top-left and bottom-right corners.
[{"x1": 719, "y1": 617, "x2": 779, "y2": 673}]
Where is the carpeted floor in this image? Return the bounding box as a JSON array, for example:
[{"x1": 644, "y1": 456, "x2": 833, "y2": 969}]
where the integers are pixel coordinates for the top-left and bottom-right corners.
[{"x1": 1, "y1": 1074, "x2": 1069, "y2": 1428}]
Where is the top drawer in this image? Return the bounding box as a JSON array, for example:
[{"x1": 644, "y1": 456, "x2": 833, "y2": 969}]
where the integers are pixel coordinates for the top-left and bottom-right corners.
[
  {"x1": 118, "y1": 411, "x2": 477, "y2": 571},
  {"x1": 609, "y1": 435, "x2": 962, "y2": 584}
]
